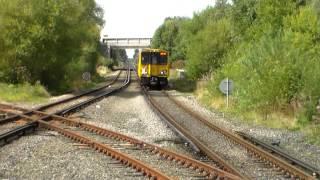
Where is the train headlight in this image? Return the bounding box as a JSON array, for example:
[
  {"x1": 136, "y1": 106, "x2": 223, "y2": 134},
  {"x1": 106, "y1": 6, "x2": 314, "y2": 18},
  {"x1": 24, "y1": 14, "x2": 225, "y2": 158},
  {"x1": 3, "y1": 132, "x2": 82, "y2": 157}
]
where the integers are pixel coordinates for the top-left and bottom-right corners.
[{"x1": 160, "y1": 70, "x2": 167, "y2": 75}]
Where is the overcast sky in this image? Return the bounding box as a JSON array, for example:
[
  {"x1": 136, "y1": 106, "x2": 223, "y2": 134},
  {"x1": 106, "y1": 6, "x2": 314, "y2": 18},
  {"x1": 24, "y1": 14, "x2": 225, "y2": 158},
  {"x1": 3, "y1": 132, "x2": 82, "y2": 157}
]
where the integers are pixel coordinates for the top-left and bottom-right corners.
[{"x1": 95, "y1": 0, "x2": 215, "y2": 38}]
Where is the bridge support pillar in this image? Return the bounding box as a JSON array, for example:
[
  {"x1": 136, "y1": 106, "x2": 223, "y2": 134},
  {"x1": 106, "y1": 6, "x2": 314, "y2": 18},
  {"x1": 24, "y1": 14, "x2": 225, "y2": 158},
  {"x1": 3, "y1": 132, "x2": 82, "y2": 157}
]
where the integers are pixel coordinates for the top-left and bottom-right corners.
[{"x1": 107, "y1": 45, "x2": 111, "y2": 59}]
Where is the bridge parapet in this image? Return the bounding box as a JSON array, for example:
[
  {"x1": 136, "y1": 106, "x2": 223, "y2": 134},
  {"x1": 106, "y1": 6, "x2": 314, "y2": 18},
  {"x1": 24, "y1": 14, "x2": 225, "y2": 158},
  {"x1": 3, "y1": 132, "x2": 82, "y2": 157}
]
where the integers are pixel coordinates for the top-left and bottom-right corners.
[
  {"x1": 102, "y1": 37, "x2": 152, "y2": 58},
  {"x1": 102, "y1": 37, "x2": 152, "y2": 49}
]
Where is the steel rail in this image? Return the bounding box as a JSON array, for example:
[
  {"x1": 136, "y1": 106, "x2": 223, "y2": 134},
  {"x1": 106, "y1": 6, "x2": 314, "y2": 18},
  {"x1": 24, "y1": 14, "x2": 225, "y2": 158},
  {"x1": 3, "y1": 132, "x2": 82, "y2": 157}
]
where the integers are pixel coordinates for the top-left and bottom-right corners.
[
  {"x1": 0, "y1": 105, "x2": 241, "y2": 179},
  {"x1": 40, "y1": 121, "x2": 170, "y2": 180},
  {"x1": 0, "y1": 66, "x2": 131, "y2": 146},
  {"x1": 133, "y1": 70, "x2": 201, "y2": 153},
  {"x1": 164, "y1": 91, "x2": 316, "y2": 180},
  {"x1": 236, "y1": 131, "x2": 320, "y2": 178},
  {"x1": 0, "y1": 109, "x2": 170, "y2": 180},
  {"x1": 40, "y1": 120, "x2": 170, "y2": 180},
  {"x1": 0, "y1": 70, "x2": 122, "y2": 125},
  {"x1": 141, "y1": 88, "x2": 246, "y2": 179}
]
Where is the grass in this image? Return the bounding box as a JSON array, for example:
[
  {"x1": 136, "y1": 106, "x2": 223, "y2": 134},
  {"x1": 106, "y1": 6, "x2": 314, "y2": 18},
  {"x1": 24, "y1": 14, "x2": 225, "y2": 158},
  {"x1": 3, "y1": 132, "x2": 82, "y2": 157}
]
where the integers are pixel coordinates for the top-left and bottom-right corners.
[
  {"x1": 305, "y1": 125, "x2": 320, "y2": 145},
  {"x1": 0, "y1": 82, "x2": 50, "y2": 103}
]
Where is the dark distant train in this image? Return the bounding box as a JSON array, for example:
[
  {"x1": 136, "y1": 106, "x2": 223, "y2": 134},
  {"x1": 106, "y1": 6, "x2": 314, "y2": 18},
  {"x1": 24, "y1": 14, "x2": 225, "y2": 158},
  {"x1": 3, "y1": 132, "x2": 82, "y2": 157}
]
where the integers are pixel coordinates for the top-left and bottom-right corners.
[{"x1": 136, "y1": 48, "x2": 169, "y2": 87}]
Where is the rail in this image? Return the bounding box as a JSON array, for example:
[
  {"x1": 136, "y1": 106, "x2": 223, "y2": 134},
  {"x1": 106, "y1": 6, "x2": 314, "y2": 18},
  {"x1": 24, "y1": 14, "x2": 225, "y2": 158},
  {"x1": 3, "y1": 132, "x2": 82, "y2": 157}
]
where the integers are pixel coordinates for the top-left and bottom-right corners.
[{"x1": 0, "y1": 66, "x2": 131, "y2": 146}]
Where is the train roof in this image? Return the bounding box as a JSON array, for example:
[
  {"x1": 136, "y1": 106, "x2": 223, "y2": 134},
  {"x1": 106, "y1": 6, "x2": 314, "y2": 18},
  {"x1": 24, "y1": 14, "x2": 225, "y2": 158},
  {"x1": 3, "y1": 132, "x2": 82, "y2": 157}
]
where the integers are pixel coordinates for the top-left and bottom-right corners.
[{"x1": 141, "y1": 48, "x2": 168, "y2": 53}]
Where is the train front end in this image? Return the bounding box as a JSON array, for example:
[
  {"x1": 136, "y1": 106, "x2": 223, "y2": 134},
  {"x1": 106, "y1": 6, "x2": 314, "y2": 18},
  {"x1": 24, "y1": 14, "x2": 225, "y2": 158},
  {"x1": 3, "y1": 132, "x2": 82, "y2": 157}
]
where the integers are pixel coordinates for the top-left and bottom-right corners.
[{"x1": 137, "y1": 49, "x2": 169, "y2": 87}]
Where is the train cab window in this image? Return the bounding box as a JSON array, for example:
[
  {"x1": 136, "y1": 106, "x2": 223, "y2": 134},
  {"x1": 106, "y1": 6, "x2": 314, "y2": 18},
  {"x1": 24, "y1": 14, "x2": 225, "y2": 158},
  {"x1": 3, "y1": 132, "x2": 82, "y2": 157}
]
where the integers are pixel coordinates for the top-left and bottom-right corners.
[
  {"x1": 141, "y1": 53, "x2": 150, "y2": 64},
  {"x1": 158, "y1": 53, "x2": 168, "y2": 64},
  {"x1": 150, "y1": 52, "x2": 168, "y2": 65},
  {"x1": 151, "y1": 55, "x2": 157, "y2": 64},
  {"x1": 142, "y1": 51, "x2": 168, "y2": 65}
]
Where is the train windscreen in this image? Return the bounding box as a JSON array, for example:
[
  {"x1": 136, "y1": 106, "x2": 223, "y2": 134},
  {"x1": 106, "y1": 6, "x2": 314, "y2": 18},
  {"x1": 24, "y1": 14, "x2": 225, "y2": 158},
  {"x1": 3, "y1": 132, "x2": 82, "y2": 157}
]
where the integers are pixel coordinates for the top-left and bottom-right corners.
[{"x1": 141, "y1": 52, "x2": 167, "y2": 65}]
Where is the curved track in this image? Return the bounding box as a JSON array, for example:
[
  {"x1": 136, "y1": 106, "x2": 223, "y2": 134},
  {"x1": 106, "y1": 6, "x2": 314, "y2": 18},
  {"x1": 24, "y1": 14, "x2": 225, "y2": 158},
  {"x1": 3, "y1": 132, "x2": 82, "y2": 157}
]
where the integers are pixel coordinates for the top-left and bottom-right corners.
[
  {"x1": 0, "y1": 66, "x2": 130, "y2": 146},
  {"x1": 141, "y1": 86, "x2": 316, "y2": 179},
  {"x1": 0, "y1": 70, "x2": 122, "y2": 125},
  {"x1": 0, "y1": 104, "x2": 240, "y2": 179},
  {"x1": 163, "y1": 92, "x2": 316, "y2": 179}
]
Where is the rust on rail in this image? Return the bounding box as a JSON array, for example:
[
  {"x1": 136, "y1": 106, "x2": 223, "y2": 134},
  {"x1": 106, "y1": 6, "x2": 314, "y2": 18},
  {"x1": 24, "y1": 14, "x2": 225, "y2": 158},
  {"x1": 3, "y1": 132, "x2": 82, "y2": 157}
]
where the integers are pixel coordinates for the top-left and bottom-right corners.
[
  {"x1": 164, "y1": 91, "x2": 316, "y2": 180},
  {"x1": 0, "y1": 104, "x2": 241, "y2": 179},
  {"x1": 140, "y1": 88, "x2": 246, "y2": 179}
]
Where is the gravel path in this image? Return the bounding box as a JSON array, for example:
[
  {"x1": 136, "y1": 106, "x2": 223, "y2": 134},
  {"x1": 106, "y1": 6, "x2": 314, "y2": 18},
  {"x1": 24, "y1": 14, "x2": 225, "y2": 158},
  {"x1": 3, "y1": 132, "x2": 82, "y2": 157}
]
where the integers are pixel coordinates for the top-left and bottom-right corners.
[{"x1": 166, "y1": 90, "x2": 320, "y2": 174}]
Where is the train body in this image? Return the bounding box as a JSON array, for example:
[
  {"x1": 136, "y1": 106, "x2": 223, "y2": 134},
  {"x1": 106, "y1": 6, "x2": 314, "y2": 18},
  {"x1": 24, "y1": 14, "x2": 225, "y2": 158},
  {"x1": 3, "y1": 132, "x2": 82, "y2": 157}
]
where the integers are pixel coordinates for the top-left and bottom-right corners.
[{"x1": 136, "y1": 48, "x2": 169, "y2": 87}]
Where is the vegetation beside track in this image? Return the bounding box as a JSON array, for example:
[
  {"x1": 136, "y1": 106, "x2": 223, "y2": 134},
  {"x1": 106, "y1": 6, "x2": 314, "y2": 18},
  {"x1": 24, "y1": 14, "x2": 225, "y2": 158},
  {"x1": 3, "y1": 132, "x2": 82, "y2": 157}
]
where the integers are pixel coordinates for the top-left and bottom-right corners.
[
  {"x1": 169, "y1": 70, "x2": 320, "y2": 145},
  {"x1": 195, "y1": 80, "x2": 320, "y2": 145},
  {"x1": 154, "y1": 0, "x2": 320, "y2": 144},
  {"x1": 0, "y1": 82, "x2": 49, "y2": 103},
  {"x1": 0, "y1": 0, "x2": 105, "y2": 94},
  {"x1": 0, "y1": 67, "x2": 116, "y2": 103}
]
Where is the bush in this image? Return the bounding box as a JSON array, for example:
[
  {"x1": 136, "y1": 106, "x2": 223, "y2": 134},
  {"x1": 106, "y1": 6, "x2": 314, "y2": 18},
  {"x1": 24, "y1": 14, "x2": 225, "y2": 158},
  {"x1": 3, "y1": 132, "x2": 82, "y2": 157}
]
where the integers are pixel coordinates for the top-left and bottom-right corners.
[
  {"x1": 0, "y1": 82, "x2": 49, "y2": 102},
  {"x1": 211, "y1": 5, "x2": 320, "y2": 120},
  {"x1": 170, "y1": 60, "x2": 185, "y2": 69},
  {"x1": 185, "y1": 18, "x2": 233, "y2": 79},
  {"x1": 0, "y1": 0, "x2": 104, "y2": 93}
]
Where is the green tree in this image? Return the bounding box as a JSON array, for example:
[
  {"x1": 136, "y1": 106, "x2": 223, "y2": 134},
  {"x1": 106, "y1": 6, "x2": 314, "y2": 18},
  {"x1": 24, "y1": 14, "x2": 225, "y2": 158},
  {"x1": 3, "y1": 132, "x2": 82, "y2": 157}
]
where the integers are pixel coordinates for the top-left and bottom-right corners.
[
  {"x1": 186, "y1": 18, "x2": 233, "y2": 79},
  {"x1": 0, "y1": 0, "x2": 104, "y2": 93},
  {"x1": 152, "y1": 17, "x2": 189, "y2": 61}
]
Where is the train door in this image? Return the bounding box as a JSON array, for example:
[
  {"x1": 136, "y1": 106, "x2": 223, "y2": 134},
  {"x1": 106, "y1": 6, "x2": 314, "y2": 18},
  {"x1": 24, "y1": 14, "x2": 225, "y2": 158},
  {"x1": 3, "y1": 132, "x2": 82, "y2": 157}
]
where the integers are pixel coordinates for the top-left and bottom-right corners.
[{"x1": 141, "y1": 52, "x2": 150, "y2": 77}]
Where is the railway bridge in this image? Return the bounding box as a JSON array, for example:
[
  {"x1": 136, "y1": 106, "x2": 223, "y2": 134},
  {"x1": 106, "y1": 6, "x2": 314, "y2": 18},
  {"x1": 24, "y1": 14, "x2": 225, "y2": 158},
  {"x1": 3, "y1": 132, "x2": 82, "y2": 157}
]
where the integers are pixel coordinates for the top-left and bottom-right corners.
[{"x1": 102, "y1": 36, "x2": 152, "y2": 58}]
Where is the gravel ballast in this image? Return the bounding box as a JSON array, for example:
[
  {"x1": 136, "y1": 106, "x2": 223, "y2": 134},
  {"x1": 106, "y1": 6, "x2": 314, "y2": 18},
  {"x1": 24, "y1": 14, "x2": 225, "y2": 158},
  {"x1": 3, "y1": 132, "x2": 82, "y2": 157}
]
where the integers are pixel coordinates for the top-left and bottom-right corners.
[
  {"x1": 166, "y1": 90, "x2": 320, "y2": 175},
  {"x1": 2, "y1": 71, "x2": 317, "y2": 179},
  {"x1": 0, "y1": 75, "x2": 203, "y2": 179},
  {"x1": 0, "y1": 130, "x2": 146, "y2": 180}
]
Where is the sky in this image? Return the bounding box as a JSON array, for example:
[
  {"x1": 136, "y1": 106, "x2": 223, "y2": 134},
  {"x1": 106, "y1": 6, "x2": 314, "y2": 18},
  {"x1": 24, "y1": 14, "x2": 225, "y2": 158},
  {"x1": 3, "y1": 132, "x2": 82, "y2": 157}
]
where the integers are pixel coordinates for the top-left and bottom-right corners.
[{"x1": 95, "y1": 0, "x2": 215, "y2": 57}]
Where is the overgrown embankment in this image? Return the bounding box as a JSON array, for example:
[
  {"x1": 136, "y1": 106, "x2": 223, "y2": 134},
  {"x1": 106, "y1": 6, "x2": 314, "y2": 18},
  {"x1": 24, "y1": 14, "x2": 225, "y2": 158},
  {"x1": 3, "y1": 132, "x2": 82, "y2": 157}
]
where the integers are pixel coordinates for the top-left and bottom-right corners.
[
  {"x1": 0, "y1": 0, "x2": 106, "y2": 95},
  {"x1": 153, "y1": 0, "x2": 320, "y2": 144},
  {"x1": 0, "y1": 83, "x2": 49, "y2": 103}
]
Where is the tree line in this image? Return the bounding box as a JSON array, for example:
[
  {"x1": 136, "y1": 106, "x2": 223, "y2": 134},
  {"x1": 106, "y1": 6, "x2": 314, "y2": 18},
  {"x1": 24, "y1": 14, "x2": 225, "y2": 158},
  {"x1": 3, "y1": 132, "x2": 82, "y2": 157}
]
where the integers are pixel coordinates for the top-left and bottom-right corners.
[
  {"x1": 0, "y1": 0, "x2": 105, "y2": 93},
  {"x1": 152, "y1": 0, "x2": 320, "y2": 122}
]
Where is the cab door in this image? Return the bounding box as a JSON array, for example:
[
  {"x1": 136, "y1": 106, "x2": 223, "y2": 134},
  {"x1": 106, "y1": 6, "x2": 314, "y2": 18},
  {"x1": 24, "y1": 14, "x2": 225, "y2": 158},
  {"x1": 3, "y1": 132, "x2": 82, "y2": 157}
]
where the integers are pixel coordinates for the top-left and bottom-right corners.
[{"x1": 140, "y1": 52, "x2": 150, "y2": 77}]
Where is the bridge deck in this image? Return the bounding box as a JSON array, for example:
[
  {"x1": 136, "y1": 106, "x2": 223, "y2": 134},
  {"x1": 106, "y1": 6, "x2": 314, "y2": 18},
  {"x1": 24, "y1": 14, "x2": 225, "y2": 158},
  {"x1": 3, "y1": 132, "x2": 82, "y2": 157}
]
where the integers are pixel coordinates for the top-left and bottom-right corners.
[{"x1": 102, "y1": 37, "x2": 152, "y2": 48}]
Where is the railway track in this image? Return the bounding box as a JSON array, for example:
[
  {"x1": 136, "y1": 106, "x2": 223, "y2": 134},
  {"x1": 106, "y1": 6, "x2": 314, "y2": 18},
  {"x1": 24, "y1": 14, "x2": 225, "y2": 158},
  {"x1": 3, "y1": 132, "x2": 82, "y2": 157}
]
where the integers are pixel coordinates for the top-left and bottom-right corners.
[
  {"x1": 141, "y1": 87, "x2": 246, "y2": 179},
  {"x1": 236, "y1": 131, "x2": 320, "y2": 178},
  {"x1": 142, "y1": 88, "x2": 316, "y2": 179},
  {"x1": 0, "y1": 66, "x2": 131, "y2": 146},
  {"x1": 0, "y1": 70, "x2": 122, "y2": 125},
  {"x1": 0, "y1": 104, "x2": 240, "y2": 179}
]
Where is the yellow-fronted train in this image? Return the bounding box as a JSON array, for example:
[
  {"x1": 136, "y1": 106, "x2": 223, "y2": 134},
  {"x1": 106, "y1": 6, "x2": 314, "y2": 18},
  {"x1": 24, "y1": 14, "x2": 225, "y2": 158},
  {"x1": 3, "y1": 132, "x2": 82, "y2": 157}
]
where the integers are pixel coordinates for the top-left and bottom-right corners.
[{"x1": 136, "y1": 48, "x2": 169, "y2": 88}]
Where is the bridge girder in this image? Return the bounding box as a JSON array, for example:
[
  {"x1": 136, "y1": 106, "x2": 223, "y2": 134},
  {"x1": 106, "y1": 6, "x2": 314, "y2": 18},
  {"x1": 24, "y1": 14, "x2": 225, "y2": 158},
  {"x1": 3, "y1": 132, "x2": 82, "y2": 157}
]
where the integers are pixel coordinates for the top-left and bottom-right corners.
[{"x1": 102, "y1": 37, "x2": 152, "y2": 58}]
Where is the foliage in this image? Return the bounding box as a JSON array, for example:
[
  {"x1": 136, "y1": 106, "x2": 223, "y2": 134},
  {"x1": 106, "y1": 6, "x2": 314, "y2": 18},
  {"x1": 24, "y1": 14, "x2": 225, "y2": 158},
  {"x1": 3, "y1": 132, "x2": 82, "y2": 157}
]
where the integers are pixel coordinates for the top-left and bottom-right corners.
[
  {"x1": 186, "y1": 18, "x2": 233, "y2": 79},
  {"x1": 153, "y1": 0, "x2": 320, "y2": 127},
  {"x1": 213, "y1": 2, "x2": 320, "y2": 123},
  {"x1": 0, "y1": 0, "x2": 104, "y2": 93},
  {"x1": 111, "y1": 49, "x2": 128, "y2": 62},
  {"x1": 152, "y1": 17, "x2": 190, "y2": 61},
  {"x1": 170, "y1": 60, "x2": 185, "y2": 69},
  {"x1": 0, "y1": 82, "x2": 49, "y2": 102}
]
